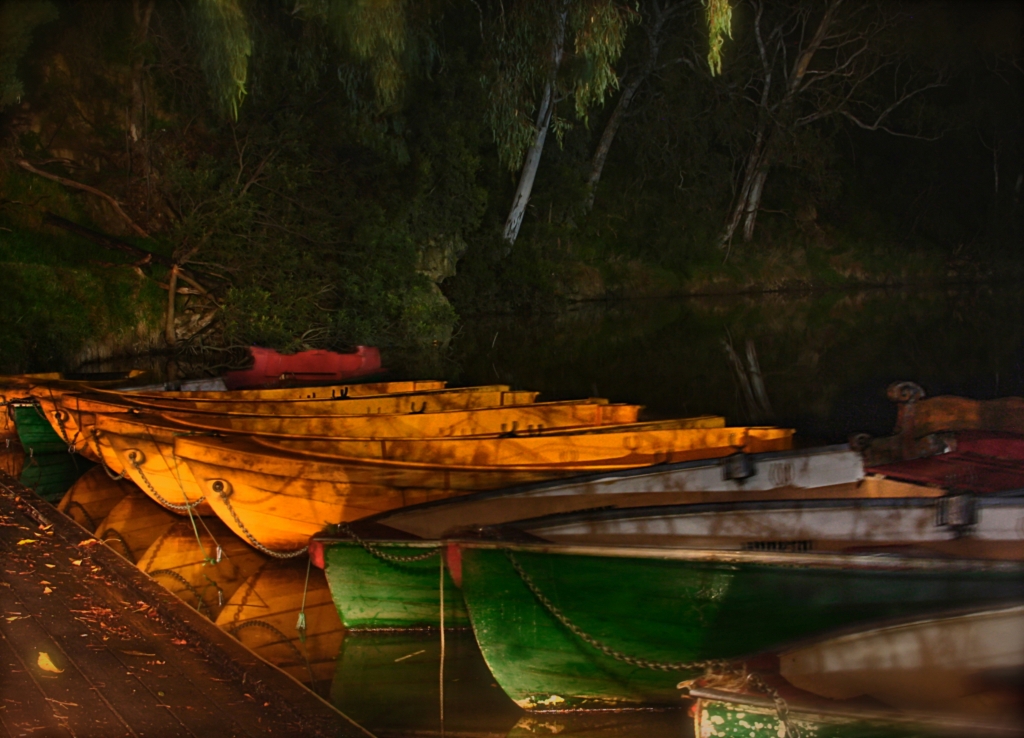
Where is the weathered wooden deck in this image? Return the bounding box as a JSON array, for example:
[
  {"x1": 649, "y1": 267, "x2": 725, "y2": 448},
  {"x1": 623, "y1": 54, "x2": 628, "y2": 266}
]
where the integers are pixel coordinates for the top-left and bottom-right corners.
[{"x1": 0, "y1": 471, "x2": 370, "y2": 738}]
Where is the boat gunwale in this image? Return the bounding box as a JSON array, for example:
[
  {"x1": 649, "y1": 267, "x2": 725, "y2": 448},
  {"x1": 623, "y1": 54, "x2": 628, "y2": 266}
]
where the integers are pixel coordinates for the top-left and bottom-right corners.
[
  {"x1": 453, "y1": 538, "x2": 1024, "y2": 572},
  {"x1": 174, "y1": 433, "x2": 756, "y2": 474},
  {"x1": 317, "y1": 444, "x2": 862, "y2": 532}
]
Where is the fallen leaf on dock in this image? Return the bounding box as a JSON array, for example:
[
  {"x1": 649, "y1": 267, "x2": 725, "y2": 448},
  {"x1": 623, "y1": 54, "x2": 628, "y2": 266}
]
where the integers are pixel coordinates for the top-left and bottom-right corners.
[
  {"x1": 121, "y1": 650, "x2": 156, "y2": 657},
  {"x1": 37, "y1": 652, "x2": 63, "y2": 673},
  {"x1": 43, "y1": 587, "x2": 53, "y2": 594},
  {"x1": 44, "y1": 564, "x2": 55, "y2": 569},
  {"x1": 78, "y1": 539, "x2": 100, "y2": 547},
  {"x1": 71, "y1": 560, "x2": 82, "y2": 566},
  {"x1": 171, "y1": 638, "x2": 187, "y2": 646},
  {"x1": 16, "y1": 539, "x2": 38, "y2": 545}
]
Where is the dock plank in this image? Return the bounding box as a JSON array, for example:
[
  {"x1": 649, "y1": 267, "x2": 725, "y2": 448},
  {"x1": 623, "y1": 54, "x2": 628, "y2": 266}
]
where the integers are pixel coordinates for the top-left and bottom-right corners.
[
  {"x1": 0, "y1": 628, "x2": 73, "y2": 738},
  {"x1": 0, "y1": 543, "x2": 193, "y2": 737},
  {"x1": 1, "y1": 471, "x2": 370, "y2": 738}
]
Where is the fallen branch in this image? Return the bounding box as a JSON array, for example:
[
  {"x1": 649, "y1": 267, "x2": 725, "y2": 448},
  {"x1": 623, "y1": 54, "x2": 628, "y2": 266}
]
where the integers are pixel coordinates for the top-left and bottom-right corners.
[
  {"x1": 46, "y1": 213, "x2": 171, "y2": 266},
  {"x1": 17, "y1": 160, "x2": 149, "y2": 238}
]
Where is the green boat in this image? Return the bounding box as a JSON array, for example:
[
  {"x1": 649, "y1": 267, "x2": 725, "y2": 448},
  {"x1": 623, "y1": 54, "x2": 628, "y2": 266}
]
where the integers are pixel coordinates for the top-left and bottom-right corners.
[
  {"x1": 685, "y1": 602, "x2": 1024, "y2": 737},
  {"x1": 453, "y1": 496, "x2": 1024, "y2": 710},
  {"x1": 311, "y1": 445, "x2": 874, "y2": 630},
  {"x1": 19, "y1": 452, "x2": 95, "y2": 502},
  {"x1": 9, "y1": 400, "x2": 71, "y2": 455}
]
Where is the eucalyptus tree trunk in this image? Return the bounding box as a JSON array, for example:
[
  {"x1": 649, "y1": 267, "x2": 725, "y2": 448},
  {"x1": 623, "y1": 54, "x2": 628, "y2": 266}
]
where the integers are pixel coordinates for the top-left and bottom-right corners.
[
  {"x1": 585, "y1": 0, "x2": 681, "y2": 213},
  {"x1": 502, "y1": 6, "x2": 568, "y2": 249},
  {"x1": 584, "y1": 61, "x2": 650, "y2": 212},
  {"x1": 719, "y1": 0, "x2": 839, "y2": 248}
]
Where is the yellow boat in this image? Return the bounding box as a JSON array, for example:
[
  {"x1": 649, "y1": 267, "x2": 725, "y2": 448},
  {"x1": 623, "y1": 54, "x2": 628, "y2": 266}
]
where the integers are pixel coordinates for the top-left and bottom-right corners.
[
  {"x1": 1, "y1": 443, "x2": 24, "y2": 478},
  {"x1": 174, "y1": 426, "x2": 793, "y2": 554},
  {"x1": 95, "y1": 492, "x2": 180, "y2": 564},
  {"x1": 137, "y1": 517, "x2": 267, "y2": 620},
  {"x1": 74, "y1": 384, "x2": 537, "y2": 416},
  {"x1": 85, "y1": 401, "x2": 644, "y2": 514},
  {"x1": 129, "y1": 379, "x2": 446, "y2": 401},
  {"x1": 55, "y1": 465, "x2": 135, "y2": 532},
  {"x1": 54, "y1": 385, "x2": 542, "y2": 458},
  {"x1": 215, "y1": 560, "x2": 344, "y2": 690}
]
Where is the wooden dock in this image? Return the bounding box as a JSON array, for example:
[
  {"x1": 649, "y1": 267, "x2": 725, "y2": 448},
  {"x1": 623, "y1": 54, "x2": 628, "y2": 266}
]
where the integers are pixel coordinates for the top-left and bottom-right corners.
[{"x1": 0, "y1": 471, "x2": 370, "y2": 738}]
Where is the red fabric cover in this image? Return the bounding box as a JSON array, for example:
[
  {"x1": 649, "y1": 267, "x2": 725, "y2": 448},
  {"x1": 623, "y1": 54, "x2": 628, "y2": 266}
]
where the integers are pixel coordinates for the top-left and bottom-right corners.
[
  {"x1": 223, "y1": 345, "x2": 382, "y2": 389},
  {"x1": 867, "y1": 432, "x2": 1024, "y2": 493}
]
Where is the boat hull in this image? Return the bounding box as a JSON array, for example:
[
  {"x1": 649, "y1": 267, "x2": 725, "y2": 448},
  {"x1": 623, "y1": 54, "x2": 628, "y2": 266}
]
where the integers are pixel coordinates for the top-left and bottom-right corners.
[{"x1": 456, "y1": 545, "x2": 1024, "y2": 710}]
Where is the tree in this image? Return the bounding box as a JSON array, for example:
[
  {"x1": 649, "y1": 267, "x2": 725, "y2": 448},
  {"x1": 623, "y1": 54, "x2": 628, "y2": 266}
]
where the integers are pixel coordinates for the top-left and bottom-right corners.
[
  {"x1": 584, "y1": 0, "x2": 704, "y2": 213},
  {"x1": 719, "y1": 0, "x2": 944, "y2": 248},
  {"x1": 485, "y1": 0, "x2": 636, "y2": 249}
]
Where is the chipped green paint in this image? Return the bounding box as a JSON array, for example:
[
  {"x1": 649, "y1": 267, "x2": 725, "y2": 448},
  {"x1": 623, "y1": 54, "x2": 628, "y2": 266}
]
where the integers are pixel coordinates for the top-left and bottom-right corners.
[
  {"x1": 321, "y1": 540, "x2": 469, "y2": 629},
  {"x1": 459, "y1": 545, "x2": 1024, "y2": 710},
  {"x1": 696, "y1": 700, "x2": 958, "y2": 738}
]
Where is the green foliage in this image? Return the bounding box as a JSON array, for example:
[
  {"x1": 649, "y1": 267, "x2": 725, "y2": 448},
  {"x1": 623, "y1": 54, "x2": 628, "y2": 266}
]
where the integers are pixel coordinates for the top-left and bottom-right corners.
[
  {"x1": 704, "y1": 0, "x2": 732, "y2": 75},
  {"x1": 485, "y1": 0, "x2": 637, "y2": 172},
  {"x1": 0, "y1": 0, "x2": 58, "y2": 109},
  {"x1": 194, "y1": 0, "x2": 252, "y2": 119}
]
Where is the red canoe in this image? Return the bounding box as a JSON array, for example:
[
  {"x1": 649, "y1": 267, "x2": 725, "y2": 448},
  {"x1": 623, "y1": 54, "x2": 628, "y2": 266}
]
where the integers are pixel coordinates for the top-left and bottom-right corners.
[{"x1": 223, "y1": 346, "x2": 383, "y2": 390}]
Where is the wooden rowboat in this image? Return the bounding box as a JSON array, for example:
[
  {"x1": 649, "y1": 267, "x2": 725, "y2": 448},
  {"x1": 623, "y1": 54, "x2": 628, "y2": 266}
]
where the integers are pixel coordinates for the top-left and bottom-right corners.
[
  {"x1": 685, "y1": 603, "x2": 1024, "y2": 737},
  {"x1": 90, "y1": 401, "x2": 646, "y2": 515},
  {"x1": 95, "y1": 492, "x2": 179, "y2": 564},
  {"x1": 54, "y1": 386, "x2": 542, "y2": 458},
  {"x1": 128, "y1": 379, "x2": 447, "y2": 401},
  {"x1": 312, "y1": 446, "x2": 949, "y2": 631},
  {"x1": 137, "y1": 518, "x2": 267, "y2": 620},
  {"x1": 215, "y1": 560, "x2": 344, "y2": 690},
  {"x1": 174, "y1": 426, "x2": 791, "y2": 555},
  {"x1": 452, "y1": 496, "x2": 1024, "y2": 710},
  {"x1": 55, "y1": 465, "x2": 134, "y2": 532}
]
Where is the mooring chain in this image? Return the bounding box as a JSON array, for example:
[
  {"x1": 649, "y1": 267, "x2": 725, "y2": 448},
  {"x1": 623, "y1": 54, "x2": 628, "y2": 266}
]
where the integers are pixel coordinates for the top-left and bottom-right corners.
[
  {"x1": 339, "y1": 522, "x2": 441, "y2": 563},
  {"x1": 127, "y1": 454, "x2": 205, "y2": 512},
  {"x1": 209, "y1": 481, "x2": 308, "y2": 559},
  {"x1": 149, "y1": 569, "x2": 213, "y2": 617},
  {"x1": 64, "y1": 501, "x2": 98, "y2": 533},
  {"x1": 98, "y1": 528, "x2": 137, "y2": 565},
  {"x1": 228, "y1": 620, "x2": 311, "y2": 672},
  {"x1": 504, "y1": 549, "x2": 798, "y2": 737}
]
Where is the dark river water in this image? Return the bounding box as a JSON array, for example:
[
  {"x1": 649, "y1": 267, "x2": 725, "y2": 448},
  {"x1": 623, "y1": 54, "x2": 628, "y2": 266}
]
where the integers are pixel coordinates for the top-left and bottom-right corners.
[
  {"x1": 445, "y1": 286, "x2": 1024, "y2": 445},
  {"x1": 15, "y1": 286, "x2": 1024, "y2": 737},
  {"x1": 328, "y1": 285, "x2": 1024, "y2": 737}
]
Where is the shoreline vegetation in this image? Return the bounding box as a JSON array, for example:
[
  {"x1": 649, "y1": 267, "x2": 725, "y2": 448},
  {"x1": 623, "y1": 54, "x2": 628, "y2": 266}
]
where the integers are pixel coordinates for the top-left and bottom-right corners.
[{"x1": 1, "y1": 2, "x2": 1019, "y2": 375}]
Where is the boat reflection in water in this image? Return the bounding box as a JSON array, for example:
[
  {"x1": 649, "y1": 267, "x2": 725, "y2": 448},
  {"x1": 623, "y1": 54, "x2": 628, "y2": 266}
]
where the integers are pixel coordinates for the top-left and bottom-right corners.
[
  {"x1": 216, "y1": 560, "x2": 345, "y2": 696},
  {"x1": 330, "y1": 629, "x2": 689, "y2": 737}
]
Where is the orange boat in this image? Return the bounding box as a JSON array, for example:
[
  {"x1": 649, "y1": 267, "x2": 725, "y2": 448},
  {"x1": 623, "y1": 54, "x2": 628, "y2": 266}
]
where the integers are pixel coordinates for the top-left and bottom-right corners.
[
  {"x1": 215, "y1": 560, "x2": 344, "y2": 690},
  {"x1": 95, "y1": 492, "x2": 179, "y2": 564},
  {"x1": 55, "y1": 385, "x2": 542, "y2": 459},
  {"x1": 91, "y1": 400, "x2": 644, "y2": 515},
  {"x1": 55, "y1": 465, "x2": 135, "y2": 532},
  {"x1": 137, "y1": 518, "x2": 267, "y2": 620},
  {"x1": 174, "y1": 426, "x2": 793, "y2": 555}
]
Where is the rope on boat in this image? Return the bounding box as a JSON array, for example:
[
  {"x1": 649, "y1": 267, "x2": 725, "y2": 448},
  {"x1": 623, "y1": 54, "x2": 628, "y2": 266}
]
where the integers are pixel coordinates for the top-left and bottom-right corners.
[
  {"x1": 210, "y1": 481, "x2": 308, "y2": 559},
  {"x1": 504, "y1": 549, "x2": 798, "y2": 737},
  {"x1": 128, "y1": 452, "x2": 205, "y2": 512},
  {"x1": 296, "y1": 557, "x2": 312, "y2": 641},
  {"x1": 339, "y1": 522, "x2": 441, "y2": 563}
]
